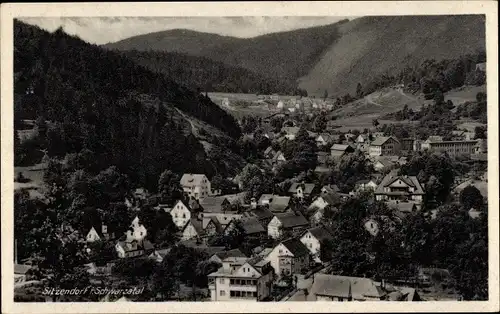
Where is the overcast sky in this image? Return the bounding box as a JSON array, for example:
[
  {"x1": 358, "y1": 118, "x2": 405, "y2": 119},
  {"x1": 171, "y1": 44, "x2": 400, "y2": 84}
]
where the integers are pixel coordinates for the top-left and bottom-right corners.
[{"x1": 20, "y1": 16, "x2": 351, "y2": 45}]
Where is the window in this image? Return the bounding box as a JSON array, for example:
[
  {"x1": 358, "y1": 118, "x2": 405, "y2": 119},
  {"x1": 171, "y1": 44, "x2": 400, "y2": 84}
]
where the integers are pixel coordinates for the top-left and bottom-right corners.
[
  {"x1": 174, "y1": 213, "x2": 178, "y2": 218},
  {"x1": 220, "y1": 278, "x2": 225, "y2": 284},
  {"x1": 230, "y1": 279, "x2": 234, "y2": 285},
  {"x1": 220, "y1": 290, "x2": 225, "y2": 296},
  {"x1": 243, "y1": 268, "x2": 246, "y2": 273},
  {"x1": 182, "y1": 213, "x2": 186, "y2": 218},
  {"x1": 140, "y1": 232, "x2": 143, "y2": 236}
]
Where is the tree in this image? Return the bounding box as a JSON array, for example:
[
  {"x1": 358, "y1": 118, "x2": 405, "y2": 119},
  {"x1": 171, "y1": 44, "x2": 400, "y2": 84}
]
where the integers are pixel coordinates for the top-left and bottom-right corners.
[
  {"x1": 372, "y1": 118, "x2": 380, "y2": 128},
  {"x1": 474, "y1": 126, "x2": 487, "y2": 139},
  {"x1": 356, "y1": 82, "x2": 364, "y2": 99},
  {"x1": 459, "y1": 185, "x2": 484, "y2": 210},
  {"x1": 312, "y1": 114, "x2": 327, "y2": 133},
  {"x1": 158, "y1": 170, "x2": 182, "y2": 205}
]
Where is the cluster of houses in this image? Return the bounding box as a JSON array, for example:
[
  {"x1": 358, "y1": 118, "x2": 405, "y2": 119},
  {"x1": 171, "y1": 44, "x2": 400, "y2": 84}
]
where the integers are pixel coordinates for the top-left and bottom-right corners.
[
  {"x1": 71, "y1": 116, "x2": 488, "y2": 302},
  {"x1": 221, "y1": 96, "x2": 335, "y2": 115}
]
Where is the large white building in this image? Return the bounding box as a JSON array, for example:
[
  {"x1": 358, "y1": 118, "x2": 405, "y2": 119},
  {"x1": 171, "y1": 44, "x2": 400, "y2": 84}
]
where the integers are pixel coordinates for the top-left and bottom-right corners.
[
  {"x1": 180, "y1": 174, "x2": 213, "y2": 200},
  {"x1": 208, "y1": 255, "x2": 274, "y2": 301}
]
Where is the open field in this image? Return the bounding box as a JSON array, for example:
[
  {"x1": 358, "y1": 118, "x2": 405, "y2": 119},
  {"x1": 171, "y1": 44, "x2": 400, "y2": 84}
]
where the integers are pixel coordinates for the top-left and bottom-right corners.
[{"x1": 445, "y1": 85, "x2": 486, "y2": 107}]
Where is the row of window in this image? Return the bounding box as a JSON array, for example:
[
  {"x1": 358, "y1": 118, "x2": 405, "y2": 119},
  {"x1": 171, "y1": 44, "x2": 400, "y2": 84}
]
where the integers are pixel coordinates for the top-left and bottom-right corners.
[
  {"x1": 230, "y1": 290, "x2": 258, "y2": 298},
  {"x1": 229, "y1": 279, "x2": 257, "y2": 286}
]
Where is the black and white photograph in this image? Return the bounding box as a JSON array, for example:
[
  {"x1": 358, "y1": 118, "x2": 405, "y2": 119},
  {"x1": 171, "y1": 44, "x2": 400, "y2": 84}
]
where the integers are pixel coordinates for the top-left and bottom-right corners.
[{"x1": 1, "y1": 1, "x2": 498, "y2": 313}]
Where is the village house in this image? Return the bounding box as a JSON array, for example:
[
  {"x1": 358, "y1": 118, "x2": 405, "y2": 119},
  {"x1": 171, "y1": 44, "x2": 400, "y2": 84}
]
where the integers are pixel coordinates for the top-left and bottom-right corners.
[
  {"x1": 288, "y1": 182, "x2": 318, "y2": 199},
  {"x1": 302, "y1": 274, "x2": 420, "y2": 301},
  {"x1": 249, "y1": 203, "x2": 275, "y2": 227},
  {"x1": 209, "y1": 248, "x2": 247, "y2": 264},
  {"x1": 180, "y1": 173, "x2": 217, "y2": 200},
  {"x1": 399, "y1": 138, "x2": 415, "y2": 152},
  {"x1": 267, "y1": 211, "x2": 309, "y2": 239},
  {"x1": 85, "y1": 225, "x2": 111, "y2": 243},
  {"x1": 373, "y1": 157, "x2": 396, "y2": 172},
  {"x1": 115, "y1": 239, "x2": 154, "y2": 259},
  {"x1": 14, "y1": 264, "x2": 33, "y2": 286},
  {"x1": 300, "y1": 227, "x2": 334, "y2": 263},
  {"x1": 420, "y1": 138, "x2": 478, "y2": 157},
  {"x1": 258, "y1": 194, "x2": 291, "y2": 213},
  {"x1": 271, "y1": 151, "x2": 287, "y2": 165},
  {"x1": 199, "y1": 196, "x2": 231, "y2": 213},
  {"x1": 208, "y1": 255, "x2": 274, "y2": 301},
  {"x1": 307, "y1": 194, "x2": 339, "y2": 226},
  {"x1": 321, "y1": 184, "x2": 340, "y2": 195},
  {"x1": 180, "y1": 219, "x2": 203, "y2": 241},
  {"x1": 126, "y1": 216, "x2": 148, "y2": 242},
  {"x1": 263, "y1": 146, "x2": 277, "y2": 159},
  {"x1": 282, "y1": 126, "x2": 300, "y2": 140},
  {"x1": 353, "y1": 179, "x2": 378, "y2": 193},
  {"x1": 369, "y1": 136, "x2": 401, "y2": 156},
  {"x1": 316, "y1": 133, "x2": 334, "y2": 147},
  {"x1": 330, "y1": 144, "x2": 355, "y2": 159},
  {"x1": 355, "y1": 134, "x2": 370, "y2": 144},
  {"x1": 374, "y1": 170, "x2": 425, "y2": 210},
  {"x1": 225, "y1": 215, "x2": 267, "y2": 237},
  {"x1": 168, "y1": 200, "x2": 192, "y2": 229},
  {"x1": 265, "y1": 238, "x2": 311, "y2": 276}
]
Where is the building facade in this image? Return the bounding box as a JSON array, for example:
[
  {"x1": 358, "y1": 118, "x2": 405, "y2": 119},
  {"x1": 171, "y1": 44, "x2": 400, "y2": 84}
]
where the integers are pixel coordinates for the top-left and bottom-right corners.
[{"x1": 420, "y1": 139, "x2": 478, "y2": 157}]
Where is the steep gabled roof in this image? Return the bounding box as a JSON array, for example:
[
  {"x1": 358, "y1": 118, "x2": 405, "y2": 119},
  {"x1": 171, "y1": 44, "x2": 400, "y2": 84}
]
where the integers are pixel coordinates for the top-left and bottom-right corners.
[
  {"x1": 180, "y1": 174, "x2": 208, "y2": 187},
  {"x1": 199, "y1": 196, "x2": 229, "y2": 213},
  {"x1": 240, "y1": 216, "x2": 266, "y2": 234},
  {"x1": 281, "y1": 238, "x2": 310, "y2": 257},
  {"x1": 275, "y1": 211, "x2": 309, "y2": 228},
  {"x1": 371, "y1": 136, "x2": 400, "y2": 146},
  {"x1": 250, "y1": 206, "x2": 274, "y2": 221},
  {"x1": 213, "y1": 248, "x2": 247, "y2": 260},
  {"x1": 288, "y1": 182, "x2": 317, "y2": 194},
  {"x1": 306, "y1": 227, "x2": 334, "y2": 242}
]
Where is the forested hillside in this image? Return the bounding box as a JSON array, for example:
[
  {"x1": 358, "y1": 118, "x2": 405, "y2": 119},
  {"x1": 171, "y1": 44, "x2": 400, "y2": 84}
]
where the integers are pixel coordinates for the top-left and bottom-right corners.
[
  {"x1": 118, "y1": 50, "x2": 302, "y2": 95},
  {"x1": 14, "y1": 20, "x2": 241, "y2": 190},
  {"x1": 104, "y1": 21, "x2": 347, "y2": 86},
  {"x1": 105, "y1": 15, "x2": 485, "y2": 97}
]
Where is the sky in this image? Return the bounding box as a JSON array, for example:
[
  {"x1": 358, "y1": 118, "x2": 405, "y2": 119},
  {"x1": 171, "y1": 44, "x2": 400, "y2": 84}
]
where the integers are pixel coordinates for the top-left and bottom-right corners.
[{"x1": 20, "y1": 16, "x2": 351, "y2": 45}]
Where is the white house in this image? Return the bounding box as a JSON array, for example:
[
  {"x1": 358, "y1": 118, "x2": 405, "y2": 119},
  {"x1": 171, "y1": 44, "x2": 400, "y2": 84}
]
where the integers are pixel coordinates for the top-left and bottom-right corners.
[
  {"x1": 86, "y1": 226, "x2": 102, "y2": 243},
  {"x1": 267, "y1": 212, "x2": 309, "y2": 239},
  {"x1": 282, "y1": 127, "x2": 300, "y2": 140},
  {"x1": 300, "y1": 227, "x2": 334, "y2": 263},
  {"x1": 169, "y1": 200, "x2": 192, "y2": 229},
  {"x1": 180, "y1": 173, "x2": 213, "y2": 200},
  {"x1": 208, "y1": 255, "x2": 274, "y2": 301},
  {"x1": 126, "y1": 216, "x2": 147, "y2": 242},
  {"x1": 265, "y1": 238, "x2": 310, "y2": 276}
]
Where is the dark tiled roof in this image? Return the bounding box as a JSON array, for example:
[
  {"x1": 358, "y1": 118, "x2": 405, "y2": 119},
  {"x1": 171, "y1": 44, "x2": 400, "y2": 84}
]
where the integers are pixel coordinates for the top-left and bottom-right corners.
[
  {"x1": 281, "y1": 238, "x2": 310, "y2": 257},
  {"x1": 276, "y1": 211, "x2": 309, "y2": 228},
  {"x1": 199, "y1": 196, "x2": 230, "y2": 213},
  {"x1": 214, "y1": 248, "x2": 247, "y2": 260},
  {"x1": 241, "y1": 216, "x2": 266, "y2": 234},
  {"x1": 307, "y1": 227, "x2": 334, "y2": 242},
  {"x1": 251, "y1": 206, "x2": 274, "y2": 221}
]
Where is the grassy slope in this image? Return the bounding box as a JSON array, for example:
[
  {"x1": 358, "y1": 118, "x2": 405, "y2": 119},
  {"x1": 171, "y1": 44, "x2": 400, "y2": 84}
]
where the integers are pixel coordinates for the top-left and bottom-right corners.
[{"x1": 299, "y1": 15, "x2": 486, "y2": 97}]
